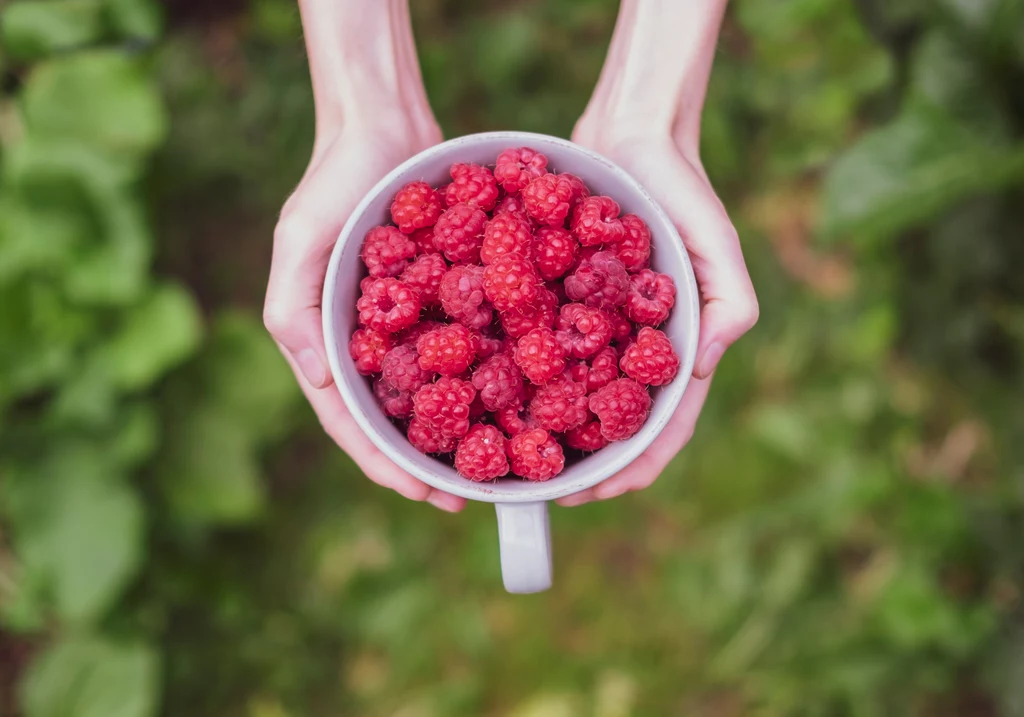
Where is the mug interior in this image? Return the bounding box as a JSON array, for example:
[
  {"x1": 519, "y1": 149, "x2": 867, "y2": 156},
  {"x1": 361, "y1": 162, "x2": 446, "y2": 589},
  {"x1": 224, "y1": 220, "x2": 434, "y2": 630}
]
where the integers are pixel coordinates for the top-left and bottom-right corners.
[{"x1": 323, "y1": 132, "x2": 699, "y2": 503}]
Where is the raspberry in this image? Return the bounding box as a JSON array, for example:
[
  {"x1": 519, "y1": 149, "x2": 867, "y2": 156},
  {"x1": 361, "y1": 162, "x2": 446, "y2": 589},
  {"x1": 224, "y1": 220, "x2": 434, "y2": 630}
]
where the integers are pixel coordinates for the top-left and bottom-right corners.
[
  {"x1": 361, "y1": 226, "x2": 416, "y2": 278},
  {"x1": 607, "y1": 310, "x2": 633, "y2": 343},
  {"x1": 571, "y1": 196, "x2": 625, "y2": 246},
  {"x1": 469, "y1": 393, "x2": 487, "y2": 420},
  {"x1": 444, "y1": 163, "x2": 499, "y2": 211},
  {"x1": 381, "y1": 343, "x2": 433, "y2": 392},
  {"x1": 482, "y1": 253, "x2": 540, "y2": 312},
  {"x1": 390, "y1": 181, "x2": 444, "y2": 234},
  {"x1": 374, "y1": 378, "x2": 414, "y2": 418},
  {"x1": 564, "y1": 251, "x2": 629, "y2": 310},
  {"x1": 568, "y1": 346, "x2": 619, "y2": 393},
  {"x1": 397, "y1": 320, "x2": 444, "y2": 346},
  {"x1": 507, "y1": 429, "x2": 565, "y2": 481},
  {"x1": 625, "y1": 269, "x2": 676, "y2": 326},
  {"x1": 481, "y1": 213, "x2": 533, "y2": 265},
  {"x1": 400, "y1": 253, "x2": 447, "y2": 305},
  {"x1": 357, "y1": 278, "x2": 421, "y2": 333},
  {"x1": 439, "y1": 264, "x2": 493, "y2": 330},
  {"x1": 620, "y1": 327, "x2": 679, "y2": 386},
  {"x1": 455, "y1": 424, "x2": 510, "y2": 480},
  {"x1": 613, "y1": 214, "x2": 651, "y2": 272},
  {"x1": 416, "y1": 323, "x2": 478, "y2": 376},
  {"x1": 471, "y1": 352, "x2": 525, "y2": 411},
  {"x1": 408, "y1": 417, "x2": 458, "y2": 454},
  {"x1": 528, "y1": 374, "x2": 589, "y2": 433},
  {"x1": 493, "y1": 193, "x2": 531, "y2": 223},
  {"x1": 495, "y1": 400, "x2": 539, "y2": 436},
  {"x1": 555, "y1": 303, "x2": 613, "y2": 359},
  {"x1": 500, "y1": 287, "x2": 558, "y2": 338},
  {"x1": 409, "y1": 226, "x2": 440, "y2": 255},
  {"x1": 565, "y1": 417, "x2": 609, "y2": 452},
  {"x1": 589, "y1": 379, "x2": 652, "y2": 441},
  {"x1": 348, "y1": 328, "x2": 391, "y2": 375},
  {"x1": 522, "y1": 173, "x2": 576, "y2": 227},
  {"x1": 475, "y1": 330, "x2": 506, "y2": 359},
  {"x1": 561, "y1": 172, "x2": 591, "y2": 204},
  {"x1": 412, "y1": 377, "x2": 476, "y2": 438},
  {"x1": 493, "y1": 147, "x2": 549, "y2": 193},
  {"x1": 433, "y1": 202, "x2": 487, "y2": 263},
  {"x1": 531, "y1": 227, "x2": 577, "y2": 281},
  {"x1": 513, "y1": 327, "x2": 566, "y2": 385}
]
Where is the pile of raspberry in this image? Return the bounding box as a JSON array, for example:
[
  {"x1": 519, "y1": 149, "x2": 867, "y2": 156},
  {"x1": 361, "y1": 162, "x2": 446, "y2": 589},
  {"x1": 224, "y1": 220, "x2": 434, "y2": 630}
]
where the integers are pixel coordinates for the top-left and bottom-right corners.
[{"x1": 349, "y1": 147, "x2": 680, "y2": 482}]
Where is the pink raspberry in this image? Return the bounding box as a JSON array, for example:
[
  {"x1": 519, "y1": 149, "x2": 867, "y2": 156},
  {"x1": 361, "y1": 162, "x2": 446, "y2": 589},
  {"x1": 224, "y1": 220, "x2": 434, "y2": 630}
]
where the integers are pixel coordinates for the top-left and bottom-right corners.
[
  {"x1": 561, "y1": 172, "x2": 591, "y2": 205},
  {"x1": 482, "y1": 253, "x2": 540, "y2": 313},
  {"x1": 568, "y1": 346, "x2": 619, "y2": 393},
  {"x1": 625, "y1": 269, "x2": 676, "y2": 326},
  {"x1": 381, "y1": 343, "x2": 433, "y2": 392},
  {"x1": 416, "y1": 323, "x2": 478, "y2": 376},
  {"x1": 471, "y1": 352, "x2": 525, "y2": 411},
  {"x1": 555, "y1": 303, "x2": 613, "y2": 359},
  {"x1": 513, "y1": 327, "x2": 566, "y2": 385},
  {"x1": 409, "y1": 226, "x2": 440, "y2": 255},
  {"x1": 361, "y1": 226, "x2": 416, "y2": 278},
  {"x1": 357, "y1": 278, "x2": 421, "y2": 333},
  {"x1": 571, "y1": 196, "x2": 625, "y2": 246},
  {"x1": 373, "y1": 378, "x2": 414, "y2": 418},
  {"x1": 444, "y1": 163, "x2": 499, "y2": 211},
  {"x1": 607, "y1": 310, "x2": 633, "y2": 343},
  {"x1": 455, "y1": 424, "x2": 510, "y2": 481},
  {"x1": 493, "y1": 147, "x2": 549, "y2": 193},
  {"x1": 613, "y1": 214, "x2": 651, "y2": 272},
  {"x1": 500, "y1": 287, "x2": 558, "y2": 339},
  {"x1": 589, "y1": 379, "x2": 651, "y2": 441},
  {"x1": 433, "y1": 202, "x2": 487, "y2": 263},
  {"x1": 619, "y1": 327, "x2": 679, "y2": 386},
  {"x1": 412, "y1": 377, "x2": 477, "y2": 439},
  {"x1": 522, "y1": 173, "x2": 576, "y2": 227},
  {"x1": 532, "y1": 227, "x2": 577, "y2": 281},
  {"x1": 397, "y1": 320, "x2": 444, "y2": 346},
  {"x1": 528, "y1": 373, "x2": 589, "y2": 433},
  {"x1": 408, "y1": 417, "x2": 458, "y2": 454},
  {"x1": 481, "y1": 213, "x2": 533, "y2": 265},
  {"x1": 439, "y1": 264, "x2": 493, "y2": 330},
  {"x1": 400, "y1": 253, "x2": 447, "y2": 305},
  {"x1": 493, "y1": 193, "x2": 531, "y2": 223},
  {"x1": 565, "y1": 417, "x2": 609, "y2": 452},
  {"x1": 390, "y1": 181, "x2": 444, "y2": 234},
  {"x1": 495, "y1": 400, "x2": 540, "y2": 436},
  {"x1": 349, "y1": 328, "x2": 391, "y2": 375},
  {"x1": 475, "y1": 328, "x2": 506, "y2": 360},
  {"x1": 564, "y1": 251, "x2": 629, "y2": 310},
  {"x1": 507, "y1": 429, "x2": 565, "y2": 481},
  {"x1": 469, "y1": 393, "x2": 487, "y2": 421}
]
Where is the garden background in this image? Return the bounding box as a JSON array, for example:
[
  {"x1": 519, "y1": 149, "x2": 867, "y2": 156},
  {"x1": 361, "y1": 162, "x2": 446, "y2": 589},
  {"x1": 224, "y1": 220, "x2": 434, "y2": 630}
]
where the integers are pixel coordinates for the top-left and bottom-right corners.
[{"x1": 1, "y1": 0, "x2": 1024, "y2": 715}]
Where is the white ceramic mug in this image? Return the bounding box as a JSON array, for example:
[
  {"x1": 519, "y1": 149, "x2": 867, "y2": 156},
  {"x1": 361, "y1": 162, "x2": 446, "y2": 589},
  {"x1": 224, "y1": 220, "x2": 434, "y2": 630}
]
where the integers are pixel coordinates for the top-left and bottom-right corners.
[{"x1": 322, "y1": 132, "x2": 699, "y2": 593}]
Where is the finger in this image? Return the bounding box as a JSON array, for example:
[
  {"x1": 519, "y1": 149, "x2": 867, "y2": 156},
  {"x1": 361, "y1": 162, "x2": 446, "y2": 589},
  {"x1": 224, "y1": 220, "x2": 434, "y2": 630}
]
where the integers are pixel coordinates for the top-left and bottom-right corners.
[{"x1": 555, "y1": 488, "x2": 598, "y2": 508}]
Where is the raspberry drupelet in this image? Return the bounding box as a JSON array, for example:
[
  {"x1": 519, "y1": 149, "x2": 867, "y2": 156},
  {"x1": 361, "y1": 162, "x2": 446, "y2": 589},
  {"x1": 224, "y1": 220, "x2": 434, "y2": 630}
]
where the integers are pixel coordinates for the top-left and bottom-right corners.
[
  {"x1": 416, "y1": 323, "x2": 478, "y2": 376},
  {"x1": 412, "y1": 377, "x2": 477, "y2": 439},
  {"x1": 357, "y1": 277, "x2": 421, "y2": 333},
  {"x1": 349, "y1": 328, "x2": 391, "y2": 375},
  {"x1": 588, "y1": 379, "x2": 652, "y2": 441},
  {"x1": 494, "y1": 147, "x2": 549, "y2": 193},
  {"x1": 507, "y1": 429, "x2": 565, "y2": 481},
  {"x1": 361, "y1": 226, "x2": 417, "y2": 278},
  {"x1": 391, "y1": 181, "x2": 444, "y2": 234},
  {"x1": 619, "y1": 327, "x2": 680, "y2": 386},
  {"x1": 444, "y1": 163, "x2": 499, "y2": 211},
  {"x1": 455, "y1": 424, "x2": 510, "y2": 481},
  {"x1": 433, "y1": 202, "x2": 487, "y2": 263}
]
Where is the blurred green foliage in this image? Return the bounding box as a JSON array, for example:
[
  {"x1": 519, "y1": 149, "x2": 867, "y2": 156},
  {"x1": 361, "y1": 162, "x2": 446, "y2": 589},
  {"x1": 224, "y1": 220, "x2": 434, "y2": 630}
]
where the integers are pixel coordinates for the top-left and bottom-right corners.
[{"x1": 1, "y1": 0, "x2": 1023, "y2": 716}]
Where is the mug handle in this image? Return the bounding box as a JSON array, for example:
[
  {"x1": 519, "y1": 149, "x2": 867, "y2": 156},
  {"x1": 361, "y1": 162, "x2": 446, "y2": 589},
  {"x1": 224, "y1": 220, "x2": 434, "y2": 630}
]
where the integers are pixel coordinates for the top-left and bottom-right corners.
[{"x1": 495, "y1": 502, "x2": 552, "y2": 593}]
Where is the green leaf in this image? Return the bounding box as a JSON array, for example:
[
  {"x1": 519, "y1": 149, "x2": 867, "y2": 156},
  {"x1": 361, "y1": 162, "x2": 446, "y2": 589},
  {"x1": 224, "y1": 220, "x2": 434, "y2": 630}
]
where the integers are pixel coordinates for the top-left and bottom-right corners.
[
  {"x1": 21, "y1": 635, "x2": 159, "y2": 717},
  {"x1": 102, "y1": 0, "x2": 162, "y2": 40},
  {"x1": 0, "y1": 0, "x2": 105, "y2": 61}
]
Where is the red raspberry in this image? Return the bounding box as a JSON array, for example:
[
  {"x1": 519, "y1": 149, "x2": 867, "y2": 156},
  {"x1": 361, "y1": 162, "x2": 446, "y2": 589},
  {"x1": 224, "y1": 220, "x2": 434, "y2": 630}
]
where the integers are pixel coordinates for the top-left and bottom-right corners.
[
  {"x1": 607, "y1": 310, "x2": 633, "y2": 343},
  {"x1": 433, "y1": 202, "x2": 487, "y2": 263},
  {"x1": 561, "y1": 172, "x2": 591, "y2": 204},
  {"x1": 500, "y1": 287, "x2": 558, "y2": 339},
  {"x1": 482, "y1": 253, "x2": 540, "y2": 312},
  {"x1": 493, "y1": 147, "x2": 549, "y2": 193},
  {"x1": 513, "y1": 327, "x2": 566, "y2": 385},
  {"x1": 613, "y1": 214, "x2": 651, "y2": 272},
  {"x1": 589, "y1": 379, "x2": 652, "y2": 441},
  {"x1": 408, "y1": 417, "x2": 458, "y2": 454},
  {"x1": 399, "y1": 253, "x2": 447, "y2": 305},
  {"x1": 565, "y1": 417, "x2": 609, "y2": 452},
  {"x1": 348, "y1": 328, "x2": 391, "y2": 375},
  {"x1": 373, "y1": 378, "x2": 414, "y2": 418},
  {"x1": 507, "y1": 429, "x2": 565, "y2": 481},
  {"x1": 397, "y1": 320, "x2": 444, "y2": 346},
  {"x1": 409, "y1": 226, "x2": 441, "y2": 255},
  {"x1": 444, "y1": 163, "x2": 499, "y2": 211},
  {"x1": 564, "y1": 251, "x2": 629, "y2": 310},
  {"x1": 495, "y1": 400, "x2": 539, "y2": 436},
  {"x1": 455, "y1": 424, "x2": 510, "y2": 480},
  {"x1": 555, "y1": 303, "x2": 613, "y2": 359},
  {"x1": 620, "y1": 327, "x2": 679, "y2": 386},
  {"x1": 493, "y1": 193, "x2": 531, "y2": 223},
  {"x1": 625, "y1": 269, "x2": 676, "y2": 326},
  {"x1": 481, "y1": 213, "x2": 533, "y2": 265},
  {"x1": 571, "y1": 196, "x2": 625, "y2": 246},
  {"x1": 476, "y1": 330, "x2": 506, "y2": 359},
  {"x1": 412, "y1": 377, "x2": 476, "y2": 438},
  {"x1": 471, "y1": 353, "x2": 525, "y2": 411},
  {"x1": 381, "y1": 343, "x2": 433, "y2": 392},
  {"x1": 568, "y1": 346, "x2": 619, "y2": 393},
  {"x1": 361, "y1": 226, "x2": 416, "y2": 278},
  {"x1": 439, "y1": 264, "x2": 492, "y2": 330},
  {"x1": 357, "y1": 278, "x2": 421, "y2": 333},
  {"x1": 469, "y1": 393, "x2": 487, "y2": 420},
  {"x1": 531, "y1": 227, "x2": 577, "y2": 281},
  {"x1": 390, "y1": 181, "x2": 444, "y2": 234},
  {"x1": 522, "y1": 173, "x2": 576, "y2": 227},
  {"x1": 528, "y1": 373, "x2": 589, "y2": 433},
  {"x1": 416, "y1": 323, "x2": 478, "y2": 376}
]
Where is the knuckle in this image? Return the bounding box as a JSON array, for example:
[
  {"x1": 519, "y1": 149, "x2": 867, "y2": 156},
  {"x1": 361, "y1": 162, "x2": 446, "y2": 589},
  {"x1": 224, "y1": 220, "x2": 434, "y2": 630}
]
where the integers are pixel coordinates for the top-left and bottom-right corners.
[
  {"x1": 273, "y1": 211, "x2": 308, "y2": 248},
  {"x1": 262, "y1": 299, "x2": 293, "y2": 338}
]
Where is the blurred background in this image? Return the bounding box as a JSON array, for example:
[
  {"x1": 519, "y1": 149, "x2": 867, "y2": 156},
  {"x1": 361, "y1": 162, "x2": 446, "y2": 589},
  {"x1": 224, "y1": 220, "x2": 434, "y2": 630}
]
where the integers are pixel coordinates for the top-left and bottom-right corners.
[{"x1": 1, "y1": 0, "x2": 1023, "y2": 715}]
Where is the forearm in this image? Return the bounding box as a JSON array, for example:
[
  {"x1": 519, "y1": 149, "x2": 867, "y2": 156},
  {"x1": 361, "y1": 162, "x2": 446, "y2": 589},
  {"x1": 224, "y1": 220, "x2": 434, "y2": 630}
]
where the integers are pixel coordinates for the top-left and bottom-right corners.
[{"x1": 577, "y1": 0, "x2": 728, "y2": 152}]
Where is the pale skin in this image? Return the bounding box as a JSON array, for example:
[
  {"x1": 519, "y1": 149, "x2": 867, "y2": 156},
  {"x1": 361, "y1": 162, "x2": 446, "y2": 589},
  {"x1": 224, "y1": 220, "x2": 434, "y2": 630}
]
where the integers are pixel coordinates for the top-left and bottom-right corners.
[{"x1": 264, "y1": 0, "x2": 758, "y2": 512}]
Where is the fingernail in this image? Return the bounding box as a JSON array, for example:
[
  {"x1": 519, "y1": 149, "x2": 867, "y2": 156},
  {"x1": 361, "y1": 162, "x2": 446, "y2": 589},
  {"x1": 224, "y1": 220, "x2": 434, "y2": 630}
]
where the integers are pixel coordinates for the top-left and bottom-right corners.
[
  {"x1": 427, "y1": 491, "x2": 462, "y2": 513},
  {"x1": 297, "y1": 349, "x2": 328, "y2": 388},
  {"x1": 696, "y1": 341, "x2": 725, "y2": 378}
]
